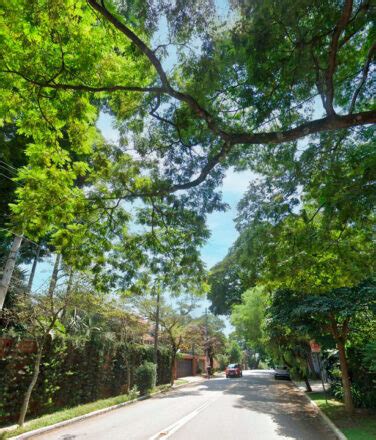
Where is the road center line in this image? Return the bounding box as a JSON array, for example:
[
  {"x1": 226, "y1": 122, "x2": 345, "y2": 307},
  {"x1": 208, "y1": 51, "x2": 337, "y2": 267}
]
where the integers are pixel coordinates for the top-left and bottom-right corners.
[{"x1": 148, "y1": 399, "x2": 214, "y2": 440}]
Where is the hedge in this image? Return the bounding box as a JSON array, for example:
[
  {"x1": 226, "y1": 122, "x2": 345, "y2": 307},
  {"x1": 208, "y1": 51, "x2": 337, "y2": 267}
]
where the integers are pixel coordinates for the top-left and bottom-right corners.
[{"x1": 0, "y1": 337, "x2": 171, "y2": 426}]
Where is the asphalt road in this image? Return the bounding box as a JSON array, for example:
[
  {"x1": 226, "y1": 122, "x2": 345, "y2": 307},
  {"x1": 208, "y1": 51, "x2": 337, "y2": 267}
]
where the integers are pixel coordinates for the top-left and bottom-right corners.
[{"x1": 30, "y1": 370, "x2": 336, "y2": 440}]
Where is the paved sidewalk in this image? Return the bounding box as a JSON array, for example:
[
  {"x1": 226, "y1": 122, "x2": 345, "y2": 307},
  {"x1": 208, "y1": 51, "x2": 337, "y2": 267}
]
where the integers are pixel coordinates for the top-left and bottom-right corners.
[
  {"x1": 294, "y1": 380, "x2": 329, "y2": 393},
  {"x1": 174, "y1": 375, "x2": 205, "y2": 386}
]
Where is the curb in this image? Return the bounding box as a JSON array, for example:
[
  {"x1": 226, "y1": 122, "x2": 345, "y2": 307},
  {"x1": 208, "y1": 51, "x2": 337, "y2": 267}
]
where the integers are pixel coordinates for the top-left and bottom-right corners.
[
  {"x1": 291, "y1": 380, "x2": 347, "y2": 440},
  {"x1": 7, "y1": 378, "x2": 204, "y2": 440}
]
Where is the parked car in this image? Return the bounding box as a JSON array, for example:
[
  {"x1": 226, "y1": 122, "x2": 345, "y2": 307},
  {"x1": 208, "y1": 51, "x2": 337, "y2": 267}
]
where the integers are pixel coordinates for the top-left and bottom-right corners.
[
  {"x1": 274, "y1": 366, "x2": 291, "y2": 380},
  {"x1": 226, "y1": 363, "x2": 242, "y2": 378}
]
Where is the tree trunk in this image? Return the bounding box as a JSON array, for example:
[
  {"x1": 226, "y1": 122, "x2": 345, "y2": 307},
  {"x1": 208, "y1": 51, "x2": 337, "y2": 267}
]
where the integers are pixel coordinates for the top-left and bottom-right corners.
[
  {"x1": 26, "y1": 245, "x2": 40, "y2": 294},
  {"x1": 304, "y1": 375, "x2": 312, "y2": 392},
  {"x1": 126, "y1": 356, "x2": 131, "y2": 392},
  {"x1": 254, "y1": 357, "x2": 260, "y2": 369},
  {"x1": 337, "y1": 340, "x2": 354, "y2": 413},
  {"x1": 66, "y1": 269, "x2": 73, "y2": 294},
  {"x1": 18, "y1": 344, "x2": 43, "y2": 426},
  {"x1": 153, "y1": 290, "x2": 160, "y2": 365},
  {"x1": 48, "y1": 254, "x2": 61, "y2": 297},
  {"x1": 170, "y1": 353, "x2": 176, "y2": 386},
  {"x1": 0, "y1": 234, "x2": 23, "y2": 309}
]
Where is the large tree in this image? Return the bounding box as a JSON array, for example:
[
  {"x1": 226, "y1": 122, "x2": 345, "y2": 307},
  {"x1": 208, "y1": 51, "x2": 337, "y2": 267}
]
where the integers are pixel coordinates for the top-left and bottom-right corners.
[
  {"x1": 1, "y1": 0, "x2": 374, "y2": 206},
  {"x1": 268, "y1": 281, "x2": 376, "y2": 413}
]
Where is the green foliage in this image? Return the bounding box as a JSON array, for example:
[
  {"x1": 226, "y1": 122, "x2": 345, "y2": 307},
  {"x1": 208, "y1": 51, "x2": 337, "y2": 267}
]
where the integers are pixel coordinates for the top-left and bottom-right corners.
[
  {"x1": 329, "y1": 382, "x2": 365, "y2": 409},
  {"x1": 135, "y1": 361, "x2": 157, "y2": 395},
  {"x1": 363, "y1": 342, "x2": 376, "y2": 373},
  {"x1": 208, "y1": 255, "x2": 248, "y2": 315},
  {"x1": 0, "y1": 338, "x2": 170, "y2": 426},
  {"x1": 231, "y1": 286, "x2": 266, "y2": 352},
  {"x1": 227, "y1": 341, "x2": 242, "y2": 364}
]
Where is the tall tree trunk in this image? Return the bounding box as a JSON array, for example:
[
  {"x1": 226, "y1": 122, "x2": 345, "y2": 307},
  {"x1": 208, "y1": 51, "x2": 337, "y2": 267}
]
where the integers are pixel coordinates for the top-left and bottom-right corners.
[
  {"x1": 65, "y1": 268, "x2": 73, "y2": 295},
  {"x1": 254, "y1": 356, "x2": 260, "y2": 369},
  {"x1": 337, "y1": 340, "x2": 354, "y2": 413},
  {"x1": 125, "y1": 355, "x2": 131, "y2": 392},
  {"x1": 26, "y1": 245, "x2": 40, "y2": 294},
  {"x1": 48, "y1": 254, "x2": 61, "y2": 297},
  {"x1": 304, "y1": 375, "x2": 312, "y2": 392},
  {"x1": 0, "y1": 234, "x2": 23, "y2": 309},
  {"x1": 170, "y1": 351, "x2": 177, "y2": 386},
  {"x1": 18, "y1": 343, "x2": 44, "y2": 426},
  {"x1": 153, "y1": 290, "x2": 160, "y2": 365}
]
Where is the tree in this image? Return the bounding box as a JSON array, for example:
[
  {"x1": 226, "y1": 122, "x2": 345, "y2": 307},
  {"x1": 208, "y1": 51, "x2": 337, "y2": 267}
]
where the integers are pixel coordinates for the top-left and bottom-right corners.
[
  {"x1": 1, "y1": 0, "x2": 374, "y2": 314},
  {"x1": 1, "y1": 0, "x2": 374, "y2": 216},
  {"x1": 268, "y1": 280, "x2": 376, "y2": 413},
  {"x1": 208, "y1": 254, "x2": 248, "y2": 315},
  {"x1": 263, "y1": 310, "x2": 314, "y2": 392},
  {"x1": 3, "y1": 285, "x2": 71, "y2": 426},
  {"x1": 228, "y1": 340, "x2": 242, "y2": 364},
  {"x1": 183, "y1": 313, "x2": 227, "y2": 366},
  {"x1": 135, "y1": 295, "x2": 196, "y2": 385},
  {"x1": 231, "y1": 287, "x2": 267, "y2": 360}
]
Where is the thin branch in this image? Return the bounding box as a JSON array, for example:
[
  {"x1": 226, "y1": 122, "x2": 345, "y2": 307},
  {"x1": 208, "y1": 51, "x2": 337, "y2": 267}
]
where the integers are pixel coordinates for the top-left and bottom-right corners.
[
  {"x1": 349, "y1": 42, "x2": 376, "y2": 114},
  {"x1": 1, "y1": 69, "x2": 165, "y2": 94}
]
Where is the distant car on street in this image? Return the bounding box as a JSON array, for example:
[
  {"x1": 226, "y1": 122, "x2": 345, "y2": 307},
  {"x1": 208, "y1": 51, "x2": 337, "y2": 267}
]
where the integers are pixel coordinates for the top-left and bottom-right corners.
[
  {"x1": 226, "y1": 363, "x2": 242, "y2": 378},
  {"x1": 274, "y1": 366, "x2": 291, "y2": 380}
]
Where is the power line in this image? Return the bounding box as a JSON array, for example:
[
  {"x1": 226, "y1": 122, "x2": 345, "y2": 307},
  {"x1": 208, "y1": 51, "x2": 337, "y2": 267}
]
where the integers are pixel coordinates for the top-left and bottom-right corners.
[
  {"x1": 0, "y1": 159, "x2": 18, "y2": 173},
  {"x1": 0, "y1": 163, "x2": 17, "y2": 176},
  {"x1": 0, "y1": 171, "x2": 19, "y2": 185}
]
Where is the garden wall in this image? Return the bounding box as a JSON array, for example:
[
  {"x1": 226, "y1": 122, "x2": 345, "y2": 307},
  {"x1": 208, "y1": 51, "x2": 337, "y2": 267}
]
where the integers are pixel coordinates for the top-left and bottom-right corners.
[{"x1": 0, "y1": 336, "x2": 171, "y2": 426}]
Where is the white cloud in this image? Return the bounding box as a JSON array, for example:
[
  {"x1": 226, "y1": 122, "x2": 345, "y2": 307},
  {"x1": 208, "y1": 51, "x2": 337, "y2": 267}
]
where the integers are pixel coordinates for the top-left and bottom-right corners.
[{"x1": 221, "y1": 168, "x2": 257, "y2": 195}]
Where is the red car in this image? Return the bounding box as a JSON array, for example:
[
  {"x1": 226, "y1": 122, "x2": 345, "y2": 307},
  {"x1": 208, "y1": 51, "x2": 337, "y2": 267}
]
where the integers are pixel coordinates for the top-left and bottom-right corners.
[{"x1": 225, "y1": 363, "x2": 242, "y2": 378}]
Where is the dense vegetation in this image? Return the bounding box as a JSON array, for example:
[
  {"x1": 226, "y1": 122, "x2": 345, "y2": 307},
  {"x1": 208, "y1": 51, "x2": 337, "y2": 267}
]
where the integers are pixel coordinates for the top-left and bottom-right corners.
[{"x1": 0, "y1": 0, "x2": 374, "y2": 425}]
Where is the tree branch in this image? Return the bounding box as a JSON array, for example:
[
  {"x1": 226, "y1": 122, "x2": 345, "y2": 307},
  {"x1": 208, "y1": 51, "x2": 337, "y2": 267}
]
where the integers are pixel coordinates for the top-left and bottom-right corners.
[
  {"x1": 325, "y1": 0, "x2": 354, "y2": 114},
  {"x1": 349, "y1": 42, "x2": 376, "y2": 114},
  {"x1": 2, "y1": 70, "x2": 165, "y2": 95},
  {"x1": 228, "y1": 110, "x2": 376, "y2": 144}
]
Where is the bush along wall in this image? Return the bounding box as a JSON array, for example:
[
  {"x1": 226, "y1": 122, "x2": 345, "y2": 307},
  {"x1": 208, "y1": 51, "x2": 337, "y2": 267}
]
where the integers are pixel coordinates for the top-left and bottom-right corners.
[
  {"x1": 0, "y1": 337, "x2": 171, "y2": 426},
  {"x1": 135, "y1": 361, "x2": 157, "y2": 395}
]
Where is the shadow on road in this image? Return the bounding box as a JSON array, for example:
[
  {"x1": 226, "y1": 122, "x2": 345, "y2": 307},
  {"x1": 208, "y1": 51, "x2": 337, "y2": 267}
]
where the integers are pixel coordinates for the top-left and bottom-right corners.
[{"x1": 157, "y1": 370, "x2": 336, "y2": 440}]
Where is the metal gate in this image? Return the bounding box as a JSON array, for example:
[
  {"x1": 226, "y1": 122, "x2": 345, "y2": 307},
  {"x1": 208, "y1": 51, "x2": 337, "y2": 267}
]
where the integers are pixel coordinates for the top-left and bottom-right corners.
[{"x1": 176, "y1": 359, "x2": 193, "y2": 378}]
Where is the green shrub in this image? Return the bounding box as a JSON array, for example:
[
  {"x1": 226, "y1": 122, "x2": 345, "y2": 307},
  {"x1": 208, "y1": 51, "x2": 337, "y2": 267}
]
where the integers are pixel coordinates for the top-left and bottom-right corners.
[
  {"x1": 329, "y1": 381, "x2": 376, "y2": 408},
  {"x1": 135, "y1": 362, "x2": 157, "y2": 395}
]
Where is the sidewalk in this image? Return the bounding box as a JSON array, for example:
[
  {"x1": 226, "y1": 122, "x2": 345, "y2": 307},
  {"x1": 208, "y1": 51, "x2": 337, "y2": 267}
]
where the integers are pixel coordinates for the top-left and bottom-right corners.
[
  {"x1": 174, "y1": 375, "x2": 205, "y2": 386},
  {"x1": 294, "y1": 379, "x2": 329, "y2": 393}
]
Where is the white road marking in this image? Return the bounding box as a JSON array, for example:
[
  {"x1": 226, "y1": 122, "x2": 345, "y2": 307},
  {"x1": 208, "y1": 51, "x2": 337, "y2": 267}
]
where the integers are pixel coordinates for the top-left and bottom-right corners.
[{"x1": 148, "y1": 399, "x2": 215, "y2": 439}]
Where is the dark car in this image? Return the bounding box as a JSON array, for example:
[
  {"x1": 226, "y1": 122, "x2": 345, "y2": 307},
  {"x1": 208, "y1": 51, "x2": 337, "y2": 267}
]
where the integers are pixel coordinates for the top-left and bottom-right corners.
[
  {"x1": 274, "y1": 366, "x2": 291, "y2": 380},
  {"x1": 226, "y1": 363, "x2": 242, "y2": 378}
]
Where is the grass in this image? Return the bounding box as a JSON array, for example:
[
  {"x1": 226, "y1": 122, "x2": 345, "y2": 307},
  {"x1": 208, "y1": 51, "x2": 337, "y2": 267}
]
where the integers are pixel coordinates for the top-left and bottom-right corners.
[
  {"x1": 309, "y1": 392, "x2": 376, "y2": 440},
  {"x1": 174, "y1": 379, "x2": 189, "y2": 386},
  {"x1": 0, "y1": 380, "x2": 188, "y2": 439}
]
